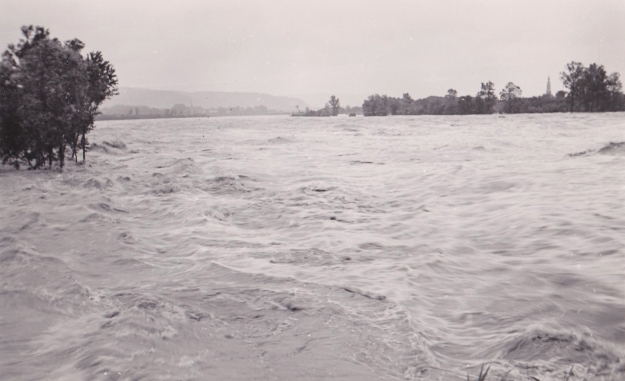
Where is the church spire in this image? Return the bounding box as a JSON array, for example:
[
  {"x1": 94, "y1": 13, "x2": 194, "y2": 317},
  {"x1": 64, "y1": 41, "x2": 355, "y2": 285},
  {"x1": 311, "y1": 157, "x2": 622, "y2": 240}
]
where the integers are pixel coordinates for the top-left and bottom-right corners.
[{"x1": 546, "y1": 76, "x2": 552, "y2": 97}]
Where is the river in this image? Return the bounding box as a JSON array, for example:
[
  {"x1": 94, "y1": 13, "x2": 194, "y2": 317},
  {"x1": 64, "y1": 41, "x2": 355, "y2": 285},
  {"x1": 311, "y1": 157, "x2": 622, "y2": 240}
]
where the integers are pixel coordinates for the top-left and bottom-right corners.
[{"x1": 1, "y1": 113, "x2": 623, "y2": 380}]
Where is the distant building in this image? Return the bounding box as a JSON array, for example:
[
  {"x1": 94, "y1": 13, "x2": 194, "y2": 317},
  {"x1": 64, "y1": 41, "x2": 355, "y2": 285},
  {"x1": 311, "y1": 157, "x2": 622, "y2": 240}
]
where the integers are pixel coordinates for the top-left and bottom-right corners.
[{"x1": 546, "y1": 76, "x2": 552, "y2": 97}]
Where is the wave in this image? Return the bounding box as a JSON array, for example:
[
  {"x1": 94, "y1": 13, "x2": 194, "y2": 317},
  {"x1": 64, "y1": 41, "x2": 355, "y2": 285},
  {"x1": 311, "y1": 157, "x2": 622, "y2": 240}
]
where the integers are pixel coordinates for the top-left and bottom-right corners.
[{"x1": 568, "y1": 141, "x2": 625, "y2": 157}]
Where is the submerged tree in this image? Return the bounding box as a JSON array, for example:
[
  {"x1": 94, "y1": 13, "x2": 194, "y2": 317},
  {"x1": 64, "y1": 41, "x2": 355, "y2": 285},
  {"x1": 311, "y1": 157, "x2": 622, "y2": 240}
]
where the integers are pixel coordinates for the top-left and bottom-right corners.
[
  {"x1": 0, "y1": 26, "x2": 117, "y2": 169},
  {"x1": 559, "y1": 61, "x2": 625, "y2": 112},
  {"x1": 476, "y1": 81, "x2": 497, "y2": 114},
  {"x1": 1, "y1": 26, "x2": 80, "y2": 169},
  {"x1": 499, "y1": 82, "x2": 522, "y2": 113},
  {"x1": 0, "y1": 51, "x2": 24, "y2": 168},
  {"x1": 362, "y1": 94, "x2": 390, "y2": 116},
  {"x1": 606, "y1": 72, "x2": 624, "y2": 111},
  {"x1": 78, "y1": 51, "x2": 118, "y2": 162},
  {"x1": 560, "y1": 61, "x2": 585, "y2": 112},
  {"x1": 444, "y1": 89, "x2": 458, "y2": 114},
  {"x1": 328, "y1": 95, "x2": 340, "y2": 116},
  {"x1": 457, "y1": 95, "x2": 474, "y2": 115},
  {"x1": 581, "y1": 63, "x2": 610, "y2": 112}
]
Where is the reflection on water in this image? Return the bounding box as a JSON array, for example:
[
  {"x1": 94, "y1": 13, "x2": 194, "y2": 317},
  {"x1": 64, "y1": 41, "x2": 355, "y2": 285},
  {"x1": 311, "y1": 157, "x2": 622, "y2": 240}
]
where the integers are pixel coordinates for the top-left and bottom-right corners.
[{"x1": 1, "y1": 113, "x2": 624, "y2": 380}]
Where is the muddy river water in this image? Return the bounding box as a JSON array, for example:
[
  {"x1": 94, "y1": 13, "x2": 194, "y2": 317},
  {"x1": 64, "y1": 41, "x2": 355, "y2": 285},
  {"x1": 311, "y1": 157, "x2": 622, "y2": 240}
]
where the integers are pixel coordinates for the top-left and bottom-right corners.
[{"x1": 1, "y1": 113, "x2": 624, "y2": 380}]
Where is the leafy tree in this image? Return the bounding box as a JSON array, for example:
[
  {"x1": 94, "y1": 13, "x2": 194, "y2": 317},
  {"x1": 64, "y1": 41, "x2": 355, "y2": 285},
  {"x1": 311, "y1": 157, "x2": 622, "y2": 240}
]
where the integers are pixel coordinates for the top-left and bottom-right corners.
[
  {"x1": 5, "y1": 26, "x2": 81, "y2": 169},
  {"x1": 499, "y1": 82, "x2": 522, "y2": 113},
  {"x1": 74, "y1": 51, "x2": 118, "y2": 162},
  {"x1": 606, "y1": 72, "x2": 624, "y2": 111},
  {"x1": 328, "y1": 95, "x2": 340, "y2": 116},
  {"x1": 473, "y1": 96, "x2": 485, "y2": 114},
  {"x1": 0, "y1": 26, "x2": 117, "y2": 169},
  {"x1": 476, "y1": 81, "x2": 497, "y2": 114},
  {"x1": 444, "y1": 89, "x2": 458, "y2": 114},
  {"x1": 457, "y1": 95, "x2": 474, "y2": 114},
  {"x1": 0, "y1": 51, "x2": 25, "y2": 168},
  {"x1": 427, "y1": 98, "x2": 445, "y2": 115},
  {"x1": 560, "y1": 61, "x2": 585, "y2": 112},
  {"x1": 60, "y1": 39, "x2": 92, "y2": 166},
  {"x1": 581, "y1": 63, "x2": 610, "y2": 112},
  {"x1": 362, "y1": 94, "x2": 390, "y2": 116},
  {"x1": 400, "y1": 93, "x2": 413, "y2": 115}
]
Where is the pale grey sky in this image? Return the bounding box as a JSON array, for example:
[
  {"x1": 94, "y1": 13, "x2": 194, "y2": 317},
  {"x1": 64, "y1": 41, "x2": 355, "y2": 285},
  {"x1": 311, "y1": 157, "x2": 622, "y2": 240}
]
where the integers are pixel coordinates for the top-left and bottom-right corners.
[{"x1": 1, "y1": 0, "x2": 624, "y2": 107}]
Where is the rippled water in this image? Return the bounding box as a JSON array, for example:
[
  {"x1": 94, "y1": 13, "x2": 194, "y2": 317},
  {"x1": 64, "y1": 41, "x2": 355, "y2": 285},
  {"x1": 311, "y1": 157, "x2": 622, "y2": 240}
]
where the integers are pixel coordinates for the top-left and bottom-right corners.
[{"x1": 1, "y1": 114, "x2": 624, "y2": 381}]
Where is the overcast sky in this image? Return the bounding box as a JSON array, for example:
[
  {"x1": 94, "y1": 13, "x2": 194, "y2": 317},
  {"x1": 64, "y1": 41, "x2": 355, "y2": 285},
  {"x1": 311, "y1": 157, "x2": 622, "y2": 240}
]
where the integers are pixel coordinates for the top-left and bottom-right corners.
[{"x1": 1, "y1": 0, "x2": 624, "y2": 107}]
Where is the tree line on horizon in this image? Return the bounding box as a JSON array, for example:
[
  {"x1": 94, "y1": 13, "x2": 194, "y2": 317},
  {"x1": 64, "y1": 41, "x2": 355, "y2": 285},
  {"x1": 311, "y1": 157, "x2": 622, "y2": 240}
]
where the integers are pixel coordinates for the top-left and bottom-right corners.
[
  {"x1": 361, "y1": 62, "x2": 624, "y2": 116},
  {"x1": 0, "y1": 26, "x2": 117, "y2": 169}
]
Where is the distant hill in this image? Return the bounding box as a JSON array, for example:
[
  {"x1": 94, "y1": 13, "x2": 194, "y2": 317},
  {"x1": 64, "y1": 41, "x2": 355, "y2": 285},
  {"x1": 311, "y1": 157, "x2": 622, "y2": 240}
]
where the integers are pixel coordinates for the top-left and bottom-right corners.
[{"x1": 103, "y1": 88, "x2": 309, "y2": 112}]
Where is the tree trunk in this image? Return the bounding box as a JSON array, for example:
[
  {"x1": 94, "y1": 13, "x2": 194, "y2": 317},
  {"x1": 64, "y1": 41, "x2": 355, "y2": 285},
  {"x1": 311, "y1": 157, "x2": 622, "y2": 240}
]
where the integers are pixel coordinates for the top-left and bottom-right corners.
[
  {"x1": 75, "y1": 134, "x2": 80, "y2": 162},
  {"x1": 59, "y1": 141, "x2": 65, "y2": 169},
  {"x1": 71, "y1": 134, "x2": 78, "y2": 162},
  {"x1": 82, "y1": 130, "x2": 86, "y2": 163}
]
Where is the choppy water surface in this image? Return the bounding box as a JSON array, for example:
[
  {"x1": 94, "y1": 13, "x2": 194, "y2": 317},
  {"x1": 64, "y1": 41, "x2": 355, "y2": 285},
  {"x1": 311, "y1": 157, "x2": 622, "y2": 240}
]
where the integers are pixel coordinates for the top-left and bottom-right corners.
[{"x1": 1, "y1": 114, "x2": 624, "y2": 380}]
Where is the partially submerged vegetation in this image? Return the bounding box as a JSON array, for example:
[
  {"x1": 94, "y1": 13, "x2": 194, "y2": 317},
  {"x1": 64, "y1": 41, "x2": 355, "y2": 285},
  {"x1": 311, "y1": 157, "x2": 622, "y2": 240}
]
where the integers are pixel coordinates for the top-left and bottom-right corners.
[
  {"x1": 361, "y1": 61, "x2": 624, "y2": 116},
  {"x1": 291, "y1": 95, "x2": 363, "y2": 117},
  {"x1": 0, "y1": 26, "x2": 117, "y2": 169},
  {"x1": 291, "y1": 95, "x2": 340, "y2": 117},
  {"x1": 292, "y1": 62, "x2": 623, "y2": 119}
]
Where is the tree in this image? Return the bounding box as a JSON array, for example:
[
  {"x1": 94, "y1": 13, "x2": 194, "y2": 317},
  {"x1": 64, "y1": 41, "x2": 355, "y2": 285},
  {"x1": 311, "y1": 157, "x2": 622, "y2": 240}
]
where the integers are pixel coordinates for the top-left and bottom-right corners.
[
  {"x1": 363, "y1": 94, "x2": 382, "y2": 116},
  {"x1": 398, "y1": 93, "x2": 412, "y2": 115},
  {"x1": 62, "y1": 38, "x2": 91, "y2": 165},
  {"x1": 578, "y1": 63, "x2": 609, "y2": 112},
  {"x1": 457, "y1": 95, "x2": 474, "y2": 114},
  {"x1": 560, "y1": 61, "x2": 585, "y2": 112},
  {"x1": 0, "y1": 25, "x2": 117, "y2": 169},
  {"x1": 606, "y1": 72, "x2": 624, "y2": 111},
  {"x1": 499, "y1": 82, "x2": 522, "y2": 113},
  {"x1": 328, "y1": 95, "x2": 340, "y2": 116},
  {"x1": 76, "y1": 51, "x2": 117, "y2": 162},
  {"x1": 445, "y1": 89, "x2": 457, "y2": 99},
  {"x1": 4, "y1": 26, "x2": 80, "y2": 169},
  {"x1": 321, "y1": 103, "x2": 332, "y2": 116},
  {"x1": 476, "y1": 81, "x2": 497, "y2": 114},
  {"x1": 444, "y1": 89, "x2": 458, "y2": 114},
  {"x1": 0, "y1": 50, "x2": 25, "y2": 168}
]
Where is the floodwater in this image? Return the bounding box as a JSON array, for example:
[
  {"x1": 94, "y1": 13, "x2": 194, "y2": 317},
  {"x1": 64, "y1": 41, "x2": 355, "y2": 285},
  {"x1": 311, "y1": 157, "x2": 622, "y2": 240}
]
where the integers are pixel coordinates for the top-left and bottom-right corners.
[{"x1": 1, "y1": 113, "x2": 624, "y2": 381}]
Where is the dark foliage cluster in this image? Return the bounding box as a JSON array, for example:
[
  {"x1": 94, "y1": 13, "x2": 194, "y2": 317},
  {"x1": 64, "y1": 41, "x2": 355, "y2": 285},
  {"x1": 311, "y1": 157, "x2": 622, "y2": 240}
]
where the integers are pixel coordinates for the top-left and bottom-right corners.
[
  {"x1": 362, "y1": 61, "x2": 624, "y2": 116},
  {"x1": 0, "y1": 26, "x2": 118, "y2": 169},
  {"x1": 362, "y1": 83, "x2": 499, "y2": 117},
  {"x1": 560, "y1": 62, "x2": 624, "y2": 112}
]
